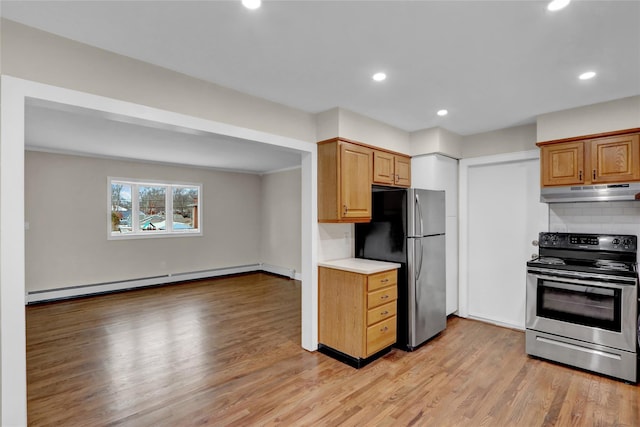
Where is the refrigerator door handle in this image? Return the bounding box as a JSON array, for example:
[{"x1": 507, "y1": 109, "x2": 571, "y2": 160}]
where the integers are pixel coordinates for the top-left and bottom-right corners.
[
  {"x1": 415, "y1": 238, "x2": 424, "y2": 281},
  {"x1": 415, "y1": 193, "x2": 425, "y2": 237}
]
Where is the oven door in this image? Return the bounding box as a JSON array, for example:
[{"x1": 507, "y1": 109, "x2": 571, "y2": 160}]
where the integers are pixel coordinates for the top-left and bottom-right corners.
[{"x1": 526, "y1": 268, "x2": 637, "y2": 352}]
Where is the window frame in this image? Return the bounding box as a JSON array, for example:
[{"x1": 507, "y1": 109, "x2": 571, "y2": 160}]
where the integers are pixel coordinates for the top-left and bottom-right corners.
[{"x1": 108, "y1": 177, "x2": 202, "y2": 240}]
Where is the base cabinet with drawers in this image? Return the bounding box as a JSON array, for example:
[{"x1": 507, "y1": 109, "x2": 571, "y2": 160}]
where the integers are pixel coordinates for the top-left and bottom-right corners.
[{"x1": 318, "y1": 264, "x2": 398, "y2": 367}]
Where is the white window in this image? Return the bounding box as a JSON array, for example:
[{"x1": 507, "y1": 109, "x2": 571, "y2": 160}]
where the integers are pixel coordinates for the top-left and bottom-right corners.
[{"x1": 109, "y1": 178, "x2": 202, "y2": 239}]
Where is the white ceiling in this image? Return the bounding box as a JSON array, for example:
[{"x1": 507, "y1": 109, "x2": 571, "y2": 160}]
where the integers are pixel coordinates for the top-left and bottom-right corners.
[
  {"x1": 4, "y1": 0, "x2": 640, "y2": 172},
  {"x1": 25, "y1": 100, "x2": 303, "y2": 174}
]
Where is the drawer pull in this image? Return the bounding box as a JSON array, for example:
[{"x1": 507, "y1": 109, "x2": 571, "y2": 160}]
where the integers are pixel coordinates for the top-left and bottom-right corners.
[
  {"x1": 381, "y1": 310, "x2": 389, "y2": 315},
  {"x1": 380, "y1": 295, "x2": 389, "y2": 300},
  {"x1": 381, "y1": 326, "x2": 389, "y2": 332},
  {"x1": 380, "y1": 278, "x2": 389, "y2": 283}
]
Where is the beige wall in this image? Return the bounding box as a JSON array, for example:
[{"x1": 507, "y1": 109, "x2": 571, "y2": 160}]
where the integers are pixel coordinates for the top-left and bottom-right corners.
[
  {"x1": 537, "y1": 95, "x2": 640, "y2": 142},
  {"x1": 337, "y1": 108, "x2": 411, "y2": 154},
  {"x1": 1, "y1": 19, "x2": 316, "y2": 143},
  {"x1": 460, "y1": 124, "x2": 537, "y2": 158},
  {"x1": 410, "y1": 127, "x2": 462, "y2": 158},
  {"x1": 260, "y1": 168, "x2": 302, "y2": 274},
  {"x1": 315, "y1": 107, "x2": 411, "y2": 154},
  {"x1": 25, "y1": 151, "x2": 263, "y2": 292}
]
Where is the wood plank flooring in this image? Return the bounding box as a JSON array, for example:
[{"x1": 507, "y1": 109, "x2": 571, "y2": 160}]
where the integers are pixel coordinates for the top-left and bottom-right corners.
[{"x1": 27, "y1": 272, "x2": 639, "y2": 426}]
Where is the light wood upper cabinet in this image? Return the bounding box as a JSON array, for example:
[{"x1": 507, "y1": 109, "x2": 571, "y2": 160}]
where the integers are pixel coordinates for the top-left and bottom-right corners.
[
  {"x1": 373, "y1": 150, "x2": 411, "y2": 187},
  {"x1": 590, "y1": 134, "x2": 640, "y2": 183},
  {"x1": 538, "y1": 129, "x2": 640, "y2": 187},
  {"x1": 318, "y1": 139, "x2": 372, "y2": 223},
  {"x1": 540, "y1": 141, "x2": 585, "y2": 186},
  {"x1": 394, "y1": 155, "x2": 411, "y2": 187},
  {"x1": 318, "y1": 137, "x2": 412, "y2": 222}
]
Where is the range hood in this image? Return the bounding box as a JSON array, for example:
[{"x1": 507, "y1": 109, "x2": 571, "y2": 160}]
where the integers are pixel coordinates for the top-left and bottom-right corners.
[{"x1": 541, "y1": 183, "x2": 640, "y2": 203}]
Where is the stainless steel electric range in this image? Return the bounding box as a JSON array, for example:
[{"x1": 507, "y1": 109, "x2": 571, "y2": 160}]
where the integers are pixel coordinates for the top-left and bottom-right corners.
[{"x1": 526, "y1": 232, "x2": 639, "y2": 382}]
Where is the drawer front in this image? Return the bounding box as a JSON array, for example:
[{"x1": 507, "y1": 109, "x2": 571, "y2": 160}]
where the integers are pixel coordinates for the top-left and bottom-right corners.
[
  {"x1": 367, "y1": 286, "x2": 398, "y2": 309},
  {"x1": 368, "y1": 270, "x2": 397, "y2": 292},
  {"x1": 367, "y1": 316, "x2": 397, "y2": 355},
  {"x1": 367, "y1": 301, "x2": 397, "y2": 325}
]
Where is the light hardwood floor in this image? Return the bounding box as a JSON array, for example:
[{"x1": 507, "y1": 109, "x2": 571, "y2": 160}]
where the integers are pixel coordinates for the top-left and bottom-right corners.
[{"x1": 27, "y1": 273, "x2": 639, "y2": 426}]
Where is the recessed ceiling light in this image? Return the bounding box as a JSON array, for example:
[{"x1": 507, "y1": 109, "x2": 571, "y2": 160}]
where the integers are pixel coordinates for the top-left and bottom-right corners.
[
  {"x1": 579, "y1": 71, "x2": 597, "y2": 80},
  {"x1": 547, "y1": 0, "x2": 570, "y2": 11},
  {"x1": 242, "y1": 0, "x2": 261, "y2": 10},
  {"x1": 437, "y1": 109, "x2": 448, "y2": 117},
  {"x1": 372, "y1": 72, "x2": 387, "y2": 82}
]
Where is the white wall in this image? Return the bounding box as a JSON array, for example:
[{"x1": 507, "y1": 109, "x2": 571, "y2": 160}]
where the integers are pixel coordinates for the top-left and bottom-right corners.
[
  {"x1": 260, "y1": 167, "x2": 302, "y2": 276},
  {"x1": 537, "y1": 95, "x2": 640, "y2": 142},
  {"x1": 549, "y1": 201, "x2": 640, "y2": 238},
  {"x1": 25, "y1": 151, "x2": 263, "y2": 292},
  {"x1": 317, "y1": 223, "x2": 354, "y2": 262}
]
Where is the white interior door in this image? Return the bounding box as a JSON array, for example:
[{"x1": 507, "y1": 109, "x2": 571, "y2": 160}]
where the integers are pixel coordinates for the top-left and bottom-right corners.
[{"x1": 460, "y1": 151, "x2": 548, "y2": 329}]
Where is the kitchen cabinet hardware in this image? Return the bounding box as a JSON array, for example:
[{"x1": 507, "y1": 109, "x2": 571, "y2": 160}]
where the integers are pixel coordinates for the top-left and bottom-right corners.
[
  {"x1": 593, "y1": 169, "x2": 596, "y2": 180},
  {"x1": 579, "y1": 170, "x2": 582, "y2": 180}
]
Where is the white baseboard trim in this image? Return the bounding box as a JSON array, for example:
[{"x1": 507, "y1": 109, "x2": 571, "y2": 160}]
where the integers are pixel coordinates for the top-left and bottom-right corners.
[
  {"x1": 26, "y1": 264, "x2": 261, "y2": 304},
  {"x1": 466, "y1": 314, "x2": 525, "y2": 331},
  {"x1": 260, "y1": 263, "x2": 297, "y2": 280}
]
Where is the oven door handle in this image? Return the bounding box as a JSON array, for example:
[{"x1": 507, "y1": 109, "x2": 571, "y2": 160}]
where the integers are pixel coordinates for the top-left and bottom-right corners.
[{"x1": 528, "y1": 272, "x2": 630, "y2": 290}]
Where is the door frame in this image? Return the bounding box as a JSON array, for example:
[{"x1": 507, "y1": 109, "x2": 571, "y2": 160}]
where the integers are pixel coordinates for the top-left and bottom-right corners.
[{"x1": 0, "y1": 75, "x2": 318, "y2": 426}]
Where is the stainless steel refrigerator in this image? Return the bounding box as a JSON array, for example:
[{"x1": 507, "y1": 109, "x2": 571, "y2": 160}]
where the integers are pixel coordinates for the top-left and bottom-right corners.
[{"x1": 355, "y1": 187, "x2": 446, "y2": 350}]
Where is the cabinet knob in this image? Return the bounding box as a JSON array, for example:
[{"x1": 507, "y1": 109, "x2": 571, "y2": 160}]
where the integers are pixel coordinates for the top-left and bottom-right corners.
[
  {"x1": 381, "y1": 326, "x2": 389, "y2": 332},
  {"x1": 381, "y1": 310, "x2": 389, "y2": 315},
  {"x1": 381, "y1": 294, "x2": 389, "y2": 300},
  {"x1": 343, "y1": 204, "x2": 348, "y2": 214},
  {"x1": 380, "y1": 278, "x2": 389, "y2": 283}
]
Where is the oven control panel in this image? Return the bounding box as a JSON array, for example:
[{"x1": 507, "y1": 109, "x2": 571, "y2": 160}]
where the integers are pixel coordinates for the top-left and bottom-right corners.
[
  {"x1": 569, "y1": 235, "x2": 600, "y2": 245},
  {"x1": 539, "y1": 232, "x2": 637, "y2": 251}
]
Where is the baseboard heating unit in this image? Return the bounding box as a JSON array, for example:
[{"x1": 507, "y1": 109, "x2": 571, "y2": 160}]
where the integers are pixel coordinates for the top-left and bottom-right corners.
[{"x1": 26, "y1": 263, "x2": 298, "y2": 304}]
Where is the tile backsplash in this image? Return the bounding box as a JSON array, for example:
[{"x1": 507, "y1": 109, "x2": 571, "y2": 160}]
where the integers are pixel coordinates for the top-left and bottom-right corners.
[{"x1": 549, "y1": 201, "x2": 640, "y2": 236}]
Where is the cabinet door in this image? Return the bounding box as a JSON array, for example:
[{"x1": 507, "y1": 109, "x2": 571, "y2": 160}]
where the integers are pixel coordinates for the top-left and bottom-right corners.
[
  {"x1": 590, "y1": 134, "x2": 640, "y2": 183},
  {"x1": 540, "y1": 141, "x2": 584, "y2": 186},
  {"x1": 394, "y1": 155, "x2": 411, "y2": 187},
  {"x1": 340, "y1": 142, "x2": 372, "y2": 220},
  {"x1": 373, "y1": 150, "x2": 395, "y2": 185}
]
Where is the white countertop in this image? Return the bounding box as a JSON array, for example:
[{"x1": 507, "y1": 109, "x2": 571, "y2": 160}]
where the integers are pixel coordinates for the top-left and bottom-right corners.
[{"x1": 318, "y1": 258, "x2": 401, "y2": 275}]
